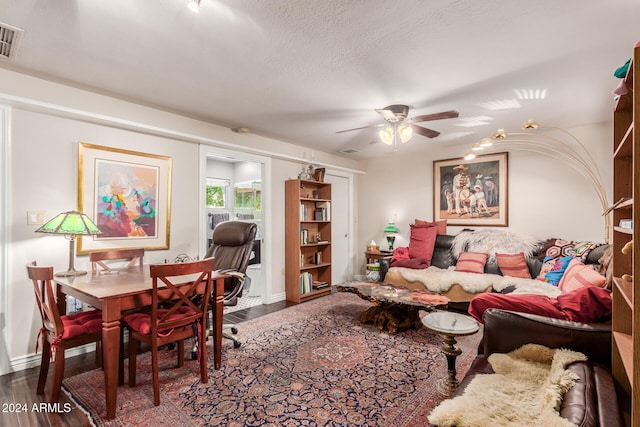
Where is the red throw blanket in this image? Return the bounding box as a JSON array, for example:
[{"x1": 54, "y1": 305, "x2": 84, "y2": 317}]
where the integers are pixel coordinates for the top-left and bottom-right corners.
[{"x1": 390, "y1": 247, "x2": 429, "y2": 269}]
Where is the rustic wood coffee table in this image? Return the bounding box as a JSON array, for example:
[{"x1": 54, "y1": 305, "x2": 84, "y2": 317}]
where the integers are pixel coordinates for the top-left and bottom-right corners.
[{"x1": 336, "y1": 281, "x2": 450, "y2": 333}]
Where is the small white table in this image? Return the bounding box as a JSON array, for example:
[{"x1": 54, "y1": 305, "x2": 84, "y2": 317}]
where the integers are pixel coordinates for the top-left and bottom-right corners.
[{"x1": 422, "y1": 311, "x2": 479, "y2": 396}]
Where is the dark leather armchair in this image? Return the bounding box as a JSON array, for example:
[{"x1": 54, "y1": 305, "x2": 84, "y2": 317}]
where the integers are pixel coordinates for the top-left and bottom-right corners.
[
  {"x1": 204, "y1": 221, "x2": 258, "y2": 348},
  {"x1": 452, "y1": 309, "x2": 620, "y2": 427}
]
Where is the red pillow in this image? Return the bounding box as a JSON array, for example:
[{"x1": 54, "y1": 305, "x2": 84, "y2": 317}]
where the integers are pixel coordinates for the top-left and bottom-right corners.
[
  {"x1": 555, "y1": 286, "x2": 612, "y2": 322},
  {"x1": 455, "y1": 252, "x2": 488, "y2": 274},
  {"x1": 408, "y1": 224, "x2": 438, "y2": 266},
  {"x1": 495, "y1": 252, "x2": 531, "y2": 279},
  {"x1": 414, "y1": 219, "x2": 447, "y2": 235}
]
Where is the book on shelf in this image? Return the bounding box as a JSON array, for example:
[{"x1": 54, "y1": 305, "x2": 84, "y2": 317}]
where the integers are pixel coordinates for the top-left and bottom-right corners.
[
  {"x1": 299, "y1": 204, "x2": 306, "y2": 221},
  {"x1": 312, "y1": 280, "x2": 329, "y2": 289},
  {"x1": 300, "y1": 271, "x2": 313, "y2": 294},
  {"x1": 315, "y1": 201, "x2": 331, "y2": 220},
  {"x1": 300, "y1": 228, "x2": 309, "y2": 244},
  {"x1": 313, "y1": 251, "x2": 322, "y2": 264}
]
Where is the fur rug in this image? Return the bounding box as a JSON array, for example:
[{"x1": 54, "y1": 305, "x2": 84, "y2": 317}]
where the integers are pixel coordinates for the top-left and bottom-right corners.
[
  {"x1": 428, "y1": 344, "x2": 587, "y2": 427},
  {"x1": 389, "y1": 266, "x2": 561, "y2": 297},
  {"x1": 451, "y1": 229, "x2": 543, "y2": 262}
]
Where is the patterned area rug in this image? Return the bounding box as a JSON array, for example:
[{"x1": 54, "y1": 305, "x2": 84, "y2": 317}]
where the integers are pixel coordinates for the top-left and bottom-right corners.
[{"x1": 63, "y1": 292, "x2": 482, "y2": 426}]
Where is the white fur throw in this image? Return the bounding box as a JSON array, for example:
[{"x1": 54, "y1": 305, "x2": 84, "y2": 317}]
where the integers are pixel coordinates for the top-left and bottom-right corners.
[
  {"x1": 429, "y1": 344, "x2": 587, "y2": 427},
  {"x1": 451, "y1": 229, "x2": 542, "y2": 262},
  {"x1": 389, "y1": 266, "x2": 561, "y2": 297}
]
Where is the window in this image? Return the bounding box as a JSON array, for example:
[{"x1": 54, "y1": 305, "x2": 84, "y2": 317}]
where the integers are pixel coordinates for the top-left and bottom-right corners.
[
  {"x1": 206, "y1": 178, "x2": 229, "y2": 208},
  {"x1": 234, "y1": 181, "x2": 261, "y2": 211}
]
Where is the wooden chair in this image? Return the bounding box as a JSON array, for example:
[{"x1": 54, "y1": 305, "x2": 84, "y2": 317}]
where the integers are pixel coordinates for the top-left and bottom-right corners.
[
  {"x1": 27, "y1": 262, "x2": 103, "y2": 403},
  {"x1": 90, "y1": 248, "x2": 144, "y2": 272},
  {"x1": 124, "y1": 257, "x2": 214, "y2": 406}
]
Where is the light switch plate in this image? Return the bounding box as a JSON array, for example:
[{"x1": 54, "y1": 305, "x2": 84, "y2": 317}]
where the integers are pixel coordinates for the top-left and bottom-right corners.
[{"x1": 27, "y1": 211, "x2": 46, "y2": 225}]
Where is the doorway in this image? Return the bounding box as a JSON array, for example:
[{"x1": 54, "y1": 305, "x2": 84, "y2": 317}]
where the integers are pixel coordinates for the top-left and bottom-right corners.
[{"x1": 199, "y1": 145, "x2": 271, "y2": 306}]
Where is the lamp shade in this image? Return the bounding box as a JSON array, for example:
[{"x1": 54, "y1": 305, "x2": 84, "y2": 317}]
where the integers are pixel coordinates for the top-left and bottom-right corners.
[
  {"x1": 36, "y1": 210, "x2": 102, "y2": 236},
  {"x1": 36, "y1": 210, "x2": 102, "y2": 277},
  {"x1": 384, "y1": 222, "x2": 399, "y2": 234}
]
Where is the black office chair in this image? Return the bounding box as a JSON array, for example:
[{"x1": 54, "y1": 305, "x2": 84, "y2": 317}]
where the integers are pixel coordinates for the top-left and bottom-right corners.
[{"x1": 205, "y1": 220, "x2": 258, "y2": 348}]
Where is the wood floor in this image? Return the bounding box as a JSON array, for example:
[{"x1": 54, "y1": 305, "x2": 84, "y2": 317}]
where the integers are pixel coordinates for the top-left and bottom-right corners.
[{"x1": 0, "y1": 300, "x2": 290, "y2": 427}]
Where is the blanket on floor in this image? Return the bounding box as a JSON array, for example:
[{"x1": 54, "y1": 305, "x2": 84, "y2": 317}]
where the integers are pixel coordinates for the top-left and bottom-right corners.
[{"x1": 389, "y1": 266, "x2": 561, "y2": 297}]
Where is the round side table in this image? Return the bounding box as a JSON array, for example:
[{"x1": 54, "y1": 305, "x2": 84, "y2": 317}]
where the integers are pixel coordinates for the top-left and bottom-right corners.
[{"x1": 422, "y1": 311, "x2": 479, "y2": 396}]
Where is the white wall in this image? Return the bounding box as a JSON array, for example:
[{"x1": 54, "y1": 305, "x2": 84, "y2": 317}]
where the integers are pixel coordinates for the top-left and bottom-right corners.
[
  {"x1": 356, "y1": 122, "x2": 612, "y2": 274},
  {"x1": 0, "y1": 69, "x2": 360, "y2": 375}
]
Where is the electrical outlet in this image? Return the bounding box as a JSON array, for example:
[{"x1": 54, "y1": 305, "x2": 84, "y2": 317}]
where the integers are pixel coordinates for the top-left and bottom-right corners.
[{"x1": 27, "y1": 211, "x2": 46, "y2": 225}]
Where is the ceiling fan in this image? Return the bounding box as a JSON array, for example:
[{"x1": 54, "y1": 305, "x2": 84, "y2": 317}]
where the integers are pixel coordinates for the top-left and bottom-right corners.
[{"x1": 336, "y1": 105, "x2": 459, "y2": 147}]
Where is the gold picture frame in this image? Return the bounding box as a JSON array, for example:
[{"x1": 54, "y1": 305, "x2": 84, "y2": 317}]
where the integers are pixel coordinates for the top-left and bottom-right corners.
[
  {"x1": 433, "y1": 152, "x2": 508, "y2": 227},
  {"x1": 77, "y1": 142, "x2": 172, "y2": 254}
]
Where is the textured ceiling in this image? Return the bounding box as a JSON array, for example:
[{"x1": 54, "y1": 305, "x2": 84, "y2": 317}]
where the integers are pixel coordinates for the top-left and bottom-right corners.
[{"x1": 1, "y1": 0, "x2": 639, "y2": 159}]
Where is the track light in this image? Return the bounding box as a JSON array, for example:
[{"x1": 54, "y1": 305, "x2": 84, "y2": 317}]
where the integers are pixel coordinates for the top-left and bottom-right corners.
[
  {"x1": 522, "y1": 119, "x2": 539, "y2": 129},
  {"x1": 188, "y1": 0, "x2": 201, "y2": 13}
]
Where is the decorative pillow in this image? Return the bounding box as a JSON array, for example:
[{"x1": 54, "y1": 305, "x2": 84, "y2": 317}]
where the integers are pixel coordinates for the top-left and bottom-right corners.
[
  {"x1": 555, "y1": 286, "x2": 612, "y2": 323},
  {"x1": 537, "y1": 238, "x2": 575, "y2": 261},
  {"x1": 573, "y1": 241, "x2": 604, "y2": 262},
  {"x1": 408, "y1": 224, "x2": 438, "y2": 266},
  {"x1": 495, "y1": 252, "x2": 531, "y2": 279},
  {"x1": 558, "y1": 258, "x2": 607, "y2": 293},
  {"x1": 455, "y1": 252, "x2": 488, "y2": 274},
  {"x1": 536, "y1": 255, "x2": 572, "y2": 285},
  {"x1": 414, "y1": 219, "x2": 447, "y2": 235}
]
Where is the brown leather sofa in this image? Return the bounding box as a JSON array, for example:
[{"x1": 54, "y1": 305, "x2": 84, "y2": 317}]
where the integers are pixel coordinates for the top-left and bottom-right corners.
[{"x1": 451, "y1": 308, "x2": 621, "y2": 427}]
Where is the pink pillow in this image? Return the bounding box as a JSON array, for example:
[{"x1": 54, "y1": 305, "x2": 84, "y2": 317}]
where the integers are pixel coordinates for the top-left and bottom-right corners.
[
  {"x1": 495, "y1": 252, "x2": 531, "y2": 279},
  {"x1": 455, "y1": 252, "x2": 488, "y2": 274},
  {"x1": 408, "y1": 224, "x2": 438, "y2": 266},
  {"x1": 414, "y1": 219, "x2": 447, "y2": 235},
  {"x1": 558, "y1": 258, "x2": 607, "y2": 293}
]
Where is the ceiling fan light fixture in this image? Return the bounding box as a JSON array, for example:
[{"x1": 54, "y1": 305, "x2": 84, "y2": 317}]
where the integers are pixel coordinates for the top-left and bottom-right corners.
[
  {"x1": 188, "y1": 0, "x2": 201, "y2": 13},
  {"x1": 398, "y1": 125, "x2": 413, "y2": 143},
  {"x1": 379, "y1": 127, "x2": 394, "y2": 145},
  {"x1": 493, "y1": 129, "x2": 508, "y2": 139},
  {"x1": 522, "y1": 119, "x2": 539, "y2": 129},
  {"x1": 479, "y1": 137, "x2": 493, "y2": 148}
]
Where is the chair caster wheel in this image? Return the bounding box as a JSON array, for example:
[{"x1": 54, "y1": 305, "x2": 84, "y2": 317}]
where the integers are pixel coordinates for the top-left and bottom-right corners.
[
  {"x1": 231, "y1": 327, "x2": 238, "y2": 334},
  {"x1": 233, "y1": 340, "x2": 241, "y2": 349}
]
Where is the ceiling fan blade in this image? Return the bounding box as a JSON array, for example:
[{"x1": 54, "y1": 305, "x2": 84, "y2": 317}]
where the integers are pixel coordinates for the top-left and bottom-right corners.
[
  {"x1": 411, "y1": 110, "x2": 459, "y2": 123},
  {"x1": 411, "y1": 124, "x2": 440, "y2": 138},
  {"x1": 374, "y1": 108, "x2": 398, "y2": 121},
  {"x1": 336, "y1": 123, "x2": 384, "y2": 134}
]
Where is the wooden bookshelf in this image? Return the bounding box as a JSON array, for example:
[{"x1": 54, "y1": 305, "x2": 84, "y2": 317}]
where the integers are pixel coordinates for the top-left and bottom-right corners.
[
  {"x1": 611, "y1": 43, "x2": 640, "y2": 427},
  {"x1": 285, "y1": 179, "x2": 332, "y2": 303}
]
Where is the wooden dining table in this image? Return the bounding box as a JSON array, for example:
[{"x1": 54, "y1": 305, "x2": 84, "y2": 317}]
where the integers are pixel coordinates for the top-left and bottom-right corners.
[{"x1": 54, "y1": 265, "x2": 229, "y2": 420}]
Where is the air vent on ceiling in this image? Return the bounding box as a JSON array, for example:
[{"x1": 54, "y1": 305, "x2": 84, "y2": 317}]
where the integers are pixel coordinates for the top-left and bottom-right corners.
[
  {"x1": 339, "y1": 148, "x2": 360, "y2": 154},
  {"x1": 0, "y1": 22, "x2": 24, "y2": 61}
]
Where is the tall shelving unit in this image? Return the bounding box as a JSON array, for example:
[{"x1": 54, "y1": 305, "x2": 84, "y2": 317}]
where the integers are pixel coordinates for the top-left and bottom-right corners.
[
  {"x1": 285, "y1": 179, "x2": 332, "y2": 303},
  {"x1": 612, "y1": 43, "x2": 640, "y2": 427}
]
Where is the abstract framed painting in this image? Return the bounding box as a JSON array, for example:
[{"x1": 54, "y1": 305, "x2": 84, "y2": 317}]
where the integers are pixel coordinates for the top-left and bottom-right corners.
[
  {"x1": 433, "y1": 152, "x2": 508, "y2": 227},
  {"x1": 77, "y1": 142, "x2": 172, "y2": 254}
]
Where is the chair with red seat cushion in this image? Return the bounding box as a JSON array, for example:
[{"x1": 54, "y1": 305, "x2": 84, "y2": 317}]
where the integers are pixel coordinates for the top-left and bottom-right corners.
[
  {"x1": 124, "y1": 257, "x2": 214, "y2": 406},
  {"x1": 26, "y1": 262, "x2": 103, "y2": 403}
]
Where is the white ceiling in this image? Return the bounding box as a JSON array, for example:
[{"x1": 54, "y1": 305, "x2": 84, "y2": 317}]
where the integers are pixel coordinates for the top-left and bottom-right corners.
[{"x1": 1, "y1": 0, "x2": 638, "y2": 159}]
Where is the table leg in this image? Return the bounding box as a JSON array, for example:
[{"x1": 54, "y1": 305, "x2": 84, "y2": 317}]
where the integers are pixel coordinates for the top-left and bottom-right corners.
[
  {"x1": 438, "y1": 334, "x2": 462, "y2": 397},
  {"x1": 213, "y1": 277, "x2": 224, "y2": 370},
  {"x1": 101, "y1": 301, "x2": 122, "y2": 420}
]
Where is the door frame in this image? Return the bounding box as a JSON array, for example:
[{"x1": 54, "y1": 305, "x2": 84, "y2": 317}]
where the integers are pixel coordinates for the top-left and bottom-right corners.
[
  {"x1": 199, "y1": 144, "x2": 272, "y2": 305},
  {"x1": 325, "y1": 169, "x2": 355, "y2": 284}
]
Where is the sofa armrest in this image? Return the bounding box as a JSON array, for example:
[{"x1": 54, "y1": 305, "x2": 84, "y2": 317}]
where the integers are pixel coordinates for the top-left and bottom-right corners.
[{"x1": 482, "y1": 309, "x2": 612, "y2": 366}]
